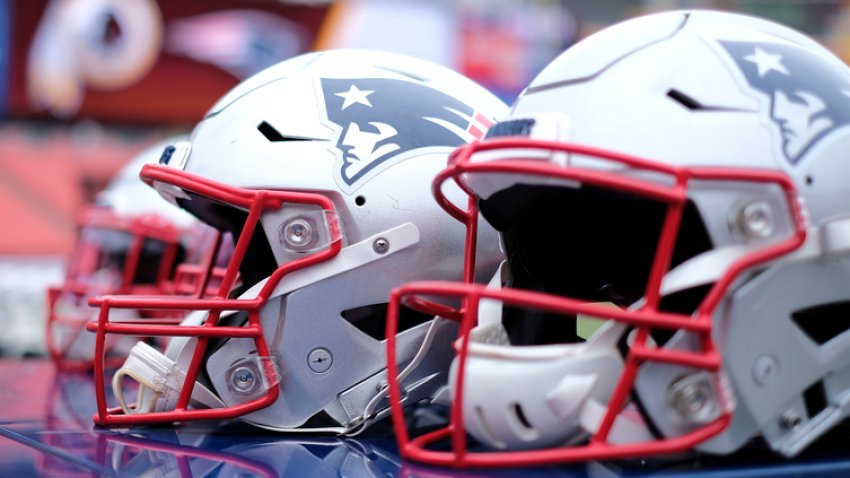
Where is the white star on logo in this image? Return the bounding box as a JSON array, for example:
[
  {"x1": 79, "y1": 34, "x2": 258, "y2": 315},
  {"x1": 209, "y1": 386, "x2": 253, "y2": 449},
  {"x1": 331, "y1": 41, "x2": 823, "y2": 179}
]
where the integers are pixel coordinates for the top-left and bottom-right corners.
[
  {"x1": 335, "y1": 85, "x2": 374, "y2": 110},
  {"x1": 745, "y1": 47, "x2": 789, "y2": 77}
]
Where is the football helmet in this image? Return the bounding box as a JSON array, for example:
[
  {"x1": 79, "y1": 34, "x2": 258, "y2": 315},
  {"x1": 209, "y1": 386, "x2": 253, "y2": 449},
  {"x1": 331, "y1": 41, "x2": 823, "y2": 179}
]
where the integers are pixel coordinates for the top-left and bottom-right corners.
[
  {"x1": 45, "y1": 137, "x2": 221, "y2": 371},
  {"x1": 387, "y1": 10, "x2": 850, "y2": 467},
  {"x1": 88, "y1": 49, "x2": 507, "y2": 432}
]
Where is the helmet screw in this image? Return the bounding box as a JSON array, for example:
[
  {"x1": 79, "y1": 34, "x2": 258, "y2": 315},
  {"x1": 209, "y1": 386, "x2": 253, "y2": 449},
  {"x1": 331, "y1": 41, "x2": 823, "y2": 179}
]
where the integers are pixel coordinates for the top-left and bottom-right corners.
[
  {"x1": 307, "y1": 347, "x2": 333, "y2": 374},
  {"x1": 753, "y1": 355, "x2": 778, "y2": 386},
  {"x1": 732, "y1": 199, "x2": 774, "y2": 240},
  {"x1": 281, "y1": 218, "x2": 315, "y2": 250},
  {"x1": 373, "y1": 238, "x2": 390, "y2": 254},
  {"x1": 231, "y1": 366, "x2": 257, "y2": 393},
  {"x1": 780, "y1": 409, "x2": 802, "y2": 430},
  {"x1": 667, "y1": 374, "x2": 716, "y2": 424}
]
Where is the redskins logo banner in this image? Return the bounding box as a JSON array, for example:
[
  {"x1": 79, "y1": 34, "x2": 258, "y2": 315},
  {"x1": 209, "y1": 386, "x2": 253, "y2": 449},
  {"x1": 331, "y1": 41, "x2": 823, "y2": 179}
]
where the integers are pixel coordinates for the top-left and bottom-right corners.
[{"x1": 8, "y1": 0, "x2": 330, "y2": 123}]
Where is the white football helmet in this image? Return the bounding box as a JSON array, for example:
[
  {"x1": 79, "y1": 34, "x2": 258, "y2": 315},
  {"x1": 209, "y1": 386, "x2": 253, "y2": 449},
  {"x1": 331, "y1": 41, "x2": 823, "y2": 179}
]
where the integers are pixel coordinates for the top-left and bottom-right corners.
[
  {"x1": 386, "y1": 10, "x2": 850, "y2": 467},
  {"x1": 45, "y1": 137, "x2": 219, "y2": 371},
  {"x1": 89, "y1": 49, "x2": 507, "y2": 433}
]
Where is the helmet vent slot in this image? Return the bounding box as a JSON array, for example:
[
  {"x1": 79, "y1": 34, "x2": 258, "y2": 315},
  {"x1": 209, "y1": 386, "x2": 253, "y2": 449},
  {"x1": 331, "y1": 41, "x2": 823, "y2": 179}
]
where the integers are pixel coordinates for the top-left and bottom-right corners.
[
  {"x1": 791, "y1": 301, "x2": 850, "y2": 345},
  {"x1": 803, "y1": 380, "x2": 828, "y2": 420},
  {"x1": 667, "y1": 89, "x2": 703, "y2": 110},
  {"x1": 666, "y1": 89, "x2": 751, "y2": 113},
  {"x1": 512, "y1": 403, "x2": 533, "y2": 430},
  {"x1": 508, "y1": 402, "x2": 540, "y2": 442},
  {"x1": 341, "y1": 303, "x2": 432, "y2": 341},
  {"x1": 257, "y1": 121, "x2": 315, "y2": 142}
]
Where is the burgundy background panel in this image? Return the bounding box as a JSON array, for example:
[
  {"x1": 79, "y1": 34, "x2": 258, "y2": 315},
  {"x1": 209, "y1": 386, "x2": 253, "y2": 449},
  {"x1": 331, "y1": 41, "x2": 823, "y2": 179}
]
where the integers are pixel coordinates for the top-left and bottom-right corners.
[{"x1": 7, "y1": 0, "x2": 330, "y2": 124}]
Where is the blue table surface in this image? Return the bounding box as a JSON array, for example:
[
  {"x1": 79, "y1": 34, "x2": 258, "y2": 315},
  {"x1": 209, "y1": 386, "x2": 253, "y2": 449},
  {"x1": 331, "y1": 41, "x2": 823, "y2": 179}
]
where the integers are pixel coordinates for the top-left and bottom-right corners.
[{"x1": 2, "y1": 359, "x2": 850, "y2": 477}]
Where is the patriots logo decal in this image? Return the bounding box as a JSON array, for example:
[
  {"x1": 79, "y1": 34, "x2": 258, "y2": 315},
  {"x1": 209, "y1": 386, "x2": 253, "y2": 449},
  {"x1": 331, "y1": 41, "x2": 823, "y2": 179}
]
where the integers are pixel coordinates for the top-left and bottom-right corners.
[
  {"x1": 718, "y1": 40, "x2": 850, "y2": 165},
  {"x1": 319, "y1": 78, "x2": 493, "y2": 192}
]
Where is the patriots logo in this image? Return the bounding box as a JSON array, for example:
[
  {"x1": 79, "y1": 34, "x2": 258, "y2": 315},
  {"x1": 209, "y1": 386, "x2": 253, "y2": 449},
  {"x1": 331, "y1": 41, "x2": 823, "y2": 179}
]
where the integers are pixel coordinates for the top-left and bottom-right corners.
[
  {"x1": 718, "y1": 40, "x2": 850, "y2": 164},
  {"x1": 319, "y1": 78, "x2": 493, "y2": 191}
]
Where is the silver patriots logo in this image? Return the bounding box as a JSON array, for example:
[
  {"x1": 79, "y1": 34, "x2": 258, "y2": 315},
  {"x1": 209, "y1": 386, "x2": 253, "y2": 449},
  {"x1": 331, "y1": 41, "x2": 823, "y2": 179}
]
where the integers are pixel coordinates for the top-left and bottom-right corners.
[
  {"x1": 319, "y1": 78, "x2": 493, "y2": 192},
  {"x1": 719, "y1": 40, "x2": 850, "y2": 164}
]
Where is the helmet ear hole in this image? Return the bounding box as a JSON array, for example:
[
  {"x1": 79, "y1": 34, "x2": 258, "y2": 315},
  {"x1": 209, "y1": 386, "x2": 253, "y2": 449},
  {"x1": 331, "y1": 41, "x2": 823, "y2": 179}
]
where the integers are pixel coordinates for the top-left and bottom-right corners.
[
  {"x1": 508, "y1": 402, "x2": 541, "y2": 443},
  {"x1": 511, "y1": 403, "x2": 534, "y2": 431},
  {"x1": 803, "y1": 381, "x2": 828, "y2": 420},
  {"x1": 355, "y1": 195, "x2": 366, "y2": 207}
]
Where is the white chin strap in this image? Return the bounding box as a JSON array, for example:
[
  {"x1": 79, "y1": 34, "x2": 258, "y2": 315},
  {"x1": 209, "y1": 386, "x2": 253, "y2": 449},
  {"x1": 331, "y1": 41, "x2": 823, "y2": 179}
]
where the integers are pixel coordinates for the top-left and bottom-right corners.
[
  {"x1": 454, "y1": 267, "x2": 653, "y2": 450},
  {"x1": 112, "y1": 341, "x2": 223, "y2": 414},
  {"x1": 111, "y1": 311, "x2": 225, "y2": 415}
]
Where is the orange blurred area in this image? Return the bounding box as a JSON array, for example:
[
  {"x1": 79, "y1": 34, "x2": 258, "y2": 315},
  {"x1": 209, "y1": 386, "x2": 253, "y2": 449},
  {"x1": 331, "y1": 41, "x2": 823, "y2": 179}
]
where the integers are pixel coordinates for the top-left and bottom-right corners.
[{"x1": 0, "y1": 125, "x2": 157, "y2": 256}]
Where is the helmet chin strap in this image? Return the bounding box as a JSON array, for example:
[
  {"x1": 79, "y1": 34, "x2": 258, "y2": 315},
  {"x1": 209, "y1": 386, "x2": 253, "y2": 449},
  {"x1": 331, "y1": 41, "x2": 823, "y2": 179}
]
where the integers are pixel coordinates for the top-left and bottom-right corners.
[
  {"x1": 456, "y1": 318, "x2": 650, "y2": 450},
  {"x1": 112, "y1": 310, "x2": 227, "y2": 416},
  {"x1": 113, "y1": 340, "x2": 226, "y2": 415},
  {"x1": 453, "y1": 264, "x2": 657, "y2": 450}
]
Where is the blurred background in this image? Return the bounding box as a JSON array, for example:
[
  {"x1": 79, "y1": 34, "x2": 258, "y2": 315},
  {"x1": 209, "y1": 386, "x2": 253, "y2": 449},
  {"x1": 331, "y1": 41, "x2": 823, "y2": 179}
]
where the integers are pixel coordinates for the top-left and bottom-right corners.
[{"x1": 0, "y1": 0, "x2": 846, "y2": 358}]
